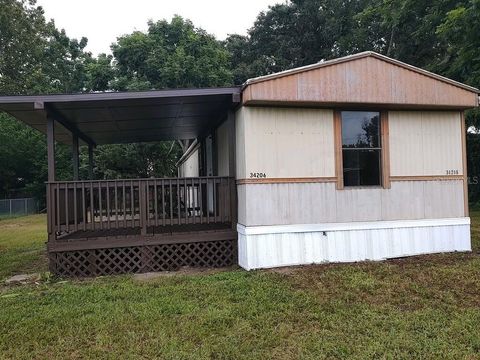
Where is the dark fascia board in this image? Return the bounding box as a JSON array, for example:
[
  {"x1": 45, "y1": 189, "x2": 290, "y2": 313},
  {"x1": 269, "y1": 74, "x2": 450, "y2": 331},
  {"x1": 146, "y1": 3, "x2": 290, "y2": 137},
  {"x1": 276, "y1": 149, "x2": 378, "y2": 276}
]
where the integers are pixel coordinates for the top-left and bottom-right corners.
[{"x1": 0, "y1": 87, "x2": 242, "y2": 104}]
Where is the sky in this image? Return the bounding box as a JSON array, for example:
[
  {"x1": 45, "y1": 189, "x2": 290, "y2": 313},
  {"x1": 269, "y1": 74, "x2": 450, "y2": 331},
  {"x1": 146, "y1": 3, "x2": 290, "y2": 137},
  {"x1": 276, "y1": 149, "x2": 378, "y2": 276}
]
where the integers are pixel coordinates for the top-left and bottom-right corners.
[{"x1": 35, "y1": 0, "x2": 283, "y2": 55}]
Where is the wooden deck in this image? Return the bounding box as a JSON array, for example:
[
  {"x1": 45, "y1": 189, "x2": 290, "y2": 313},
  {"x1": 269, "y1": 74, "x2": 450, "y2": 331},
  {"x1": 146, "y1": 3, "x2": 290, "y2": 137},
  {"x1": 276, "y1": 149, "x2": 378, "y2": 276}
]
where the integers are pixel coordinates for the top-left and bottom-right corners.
[{"x1": 47, "y1": 176, "x2": 237, "y2": 277}]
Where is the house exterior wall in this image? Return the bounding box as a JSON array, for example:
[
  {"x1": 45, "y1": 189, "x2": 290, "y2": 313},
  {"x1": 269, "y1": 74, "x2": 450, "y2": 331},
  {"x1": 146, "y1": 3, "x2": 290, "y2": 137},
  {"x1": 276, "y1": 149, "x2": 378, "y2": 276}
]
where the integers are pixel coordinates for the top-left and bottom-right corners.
[
  {"x1": 235, "y1": 105, "x2": 470, "y2": 269},
  {"x1": 237, "y1": 180, "x2": 464, "y2": 226},
  {"x1": 235, "y1": 106, "x2": 335, "y2": 179},
  {"x1": 389, "y1": 111, "x2": 463, "y2": 176}
]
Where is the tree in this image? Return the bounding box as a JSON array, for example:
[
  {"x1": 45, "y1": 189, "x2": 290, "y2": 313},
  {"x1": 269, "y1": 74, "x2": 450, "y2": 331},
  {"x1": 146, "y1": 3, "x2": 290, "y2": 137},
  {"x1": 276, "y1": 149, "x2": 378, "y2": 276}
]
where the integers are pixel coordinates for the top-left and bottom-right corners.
[
  {"x1": 91, "y1": 142, "x2": 182, "y2": 180},
  {"x1": 0, "y1": 0, "x2": 93, "y2": 201},
  {"x1": 111, "y1": 16, "x2": 233, "y2": 90},
  {"x1": 226, "y1": 0, "x2": 372, "y2": 83}
]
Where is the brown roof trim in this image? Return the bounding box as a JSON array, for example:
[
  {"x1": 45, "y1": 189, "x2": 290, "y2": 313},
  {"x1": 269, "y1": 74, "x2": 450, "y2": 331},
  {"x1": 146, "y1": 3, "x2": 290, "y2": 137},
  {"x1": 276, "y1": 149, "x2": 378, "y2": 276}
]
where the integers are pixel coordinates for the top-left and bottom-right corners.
[
  {"x1": 0, "y1": 87, "x2": 242, "y2": 104},
  {"x1": 243, "y1": 51, "x2": 479, "y2": 94}
]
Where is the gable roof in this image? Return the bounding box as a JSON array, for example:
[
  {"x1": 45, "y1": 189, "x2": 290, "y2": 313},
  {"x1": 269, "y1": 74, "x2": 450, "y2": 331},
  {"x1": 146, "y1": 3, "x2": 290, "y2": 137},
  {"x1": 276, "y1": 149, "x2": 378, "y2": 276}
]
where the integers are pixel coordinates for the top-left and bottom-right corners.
[
  {"x1": 245, "y1": 51, "x2": 479, "y2": 93},
  {"x1": 242, "y1": 52, "x2": 479, "y2": 109}
]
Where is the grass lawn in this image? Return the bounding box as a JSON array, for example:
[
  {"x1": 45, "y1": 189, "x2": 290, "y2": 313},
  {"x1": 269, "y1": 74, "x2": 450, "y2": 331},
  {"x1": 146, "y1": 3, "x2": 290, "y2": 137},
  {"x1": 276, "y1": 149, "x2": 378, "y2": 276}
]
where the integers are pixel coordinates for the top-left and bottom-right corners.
[
  {"x1": 0, "y1": 214, "x2": 48, "y2": 279},
  {"x1": 0, "y1": 213, "x2": 479, "y2": 359}
]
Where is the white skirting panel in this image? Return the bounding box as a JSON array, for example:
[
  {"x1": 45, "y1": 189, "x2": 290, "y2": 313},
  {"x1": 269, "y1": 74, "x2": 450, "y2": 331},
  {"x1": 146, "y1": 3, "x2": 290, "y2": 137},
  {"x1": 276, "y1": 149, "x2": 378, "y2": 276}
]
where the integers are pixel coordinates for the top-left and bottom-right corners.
[{"x1": 237, "y1": 218, "x2": 471, "y2": 270}]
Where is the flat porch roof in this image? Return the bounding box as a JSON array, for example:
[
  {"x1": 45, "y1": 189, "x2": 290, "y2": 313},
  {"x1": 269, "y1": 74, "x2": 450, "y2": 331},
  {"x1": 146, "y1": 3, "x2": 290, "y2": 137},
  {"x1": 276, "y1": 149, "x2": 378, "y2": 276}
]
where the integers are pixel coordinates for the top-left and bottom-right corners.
[{"x1": 0, "y1": 87, "x2": 241, "y2": 145}]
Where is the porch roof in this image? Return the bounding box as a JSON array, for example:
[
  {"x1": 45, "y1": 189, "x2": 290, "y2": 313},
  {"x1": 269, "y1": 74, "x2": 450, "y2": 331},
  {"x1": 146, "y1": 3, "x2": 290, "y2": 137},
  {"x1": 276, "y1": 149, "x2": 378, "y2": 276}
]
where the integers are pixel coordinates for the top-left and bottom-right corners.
[{"x1": 0, "y1": 87, "x2": 241, "y2": 145}]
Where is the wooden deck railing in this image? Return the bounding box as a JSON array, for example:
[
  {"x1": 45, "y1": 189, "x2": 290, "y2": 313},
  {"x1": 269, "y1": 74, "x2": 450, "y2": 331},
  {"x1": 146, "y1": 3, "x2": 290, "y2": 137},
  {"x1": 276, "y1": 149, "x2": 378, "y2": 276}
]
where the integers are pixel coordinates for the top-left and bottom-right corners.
[{"x1": 46, "y1": 176, "x2": 235, "y2": 241}]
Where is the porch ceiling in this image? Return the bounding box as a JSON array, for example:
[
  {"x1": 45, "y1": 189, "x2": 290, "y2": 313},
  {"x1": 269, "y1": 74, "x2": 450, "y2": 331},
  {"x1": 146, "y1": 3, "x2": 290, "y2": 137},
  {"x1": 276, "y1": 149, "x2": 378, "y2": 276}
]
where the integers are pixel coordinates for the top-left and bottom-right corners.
[{"x1": 0, "y1": 87, "x2": 241, "y2": 145}]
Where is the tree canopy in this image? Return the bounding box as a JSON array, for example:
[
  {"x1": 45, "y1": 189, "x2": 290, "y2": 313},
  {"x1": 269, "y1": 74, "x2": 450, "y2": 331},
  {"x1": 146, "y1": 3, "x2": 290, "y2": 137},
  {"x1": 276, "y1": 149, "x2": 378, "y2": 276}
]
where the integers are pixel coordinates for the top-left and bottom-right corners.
[{"x1": 111, "y1": 16, "x2": 232, "y2": 91}]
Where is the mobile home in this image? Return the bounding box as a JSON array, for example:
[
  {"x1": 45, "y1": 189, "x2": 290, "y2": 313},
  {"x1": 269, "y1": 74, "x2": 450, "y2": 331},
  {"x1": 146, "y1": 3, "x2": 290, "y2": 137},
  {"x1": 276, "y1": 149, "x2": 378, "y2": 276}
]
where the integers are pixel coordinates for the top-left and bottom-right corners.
[{"x1": 0, "y1": 51, "x2": 478, "y2": 275}]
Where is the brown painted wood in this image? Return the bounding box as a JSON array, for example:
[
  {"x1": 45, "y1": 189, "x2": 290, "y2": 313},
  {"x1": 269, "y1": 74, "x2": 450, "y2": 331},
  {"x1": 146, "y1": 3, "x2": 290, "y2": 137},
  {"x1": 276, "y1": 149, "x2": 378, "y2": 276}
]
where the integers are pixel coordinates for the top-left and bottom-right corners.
[
  {"x1": 122, "y1": 181, "x2": 127, "y2": 228},
  {"x1": 390, "y1": 175, "x2": 465, "y2": 181},
  {"x1": 236, "y1": 177, "x2": 337, "y2": 185},
  {"x1": 140, "y1": 181, "x2": 147, "y2": 236},
  {"x1": 106, "y1": 181, "x2": 110, "y2": 230},
  {"x1": 48, "y1": 228, "x2": 236, "y2": 252},
  {"x1": 243, "y1": 52, "x2": 478, "y2": 108},
  {"x1": 47, "y1": 116, "x2": 56, "y2": 182},
  {"x1": 98, "y1": 181, "x2": 103, "y2": 230},
  {"x1": 73, "y1": 183, "x2": 78, "y2": 232},
  {"x1": 47, "y1": 177, "x2": 234, "y2": 245},
  {"x1": 381, "y1": 111, "x2": 391, "y2": 189},
  {"x1": 130, "y1": 181, "x2": 134, "y2": 229},
  {"x1": 89, "y1": 182, "x2": 94, "y2": 231},
  {"x1": 56, "y1": 183, "x2": 60, "y2": 233},
  {"x1": 333, "y1": 110, "x2": 344, "y2": 190},
  {"x1": 82, "y1": 183, "x2": 86, "y2": 231}
]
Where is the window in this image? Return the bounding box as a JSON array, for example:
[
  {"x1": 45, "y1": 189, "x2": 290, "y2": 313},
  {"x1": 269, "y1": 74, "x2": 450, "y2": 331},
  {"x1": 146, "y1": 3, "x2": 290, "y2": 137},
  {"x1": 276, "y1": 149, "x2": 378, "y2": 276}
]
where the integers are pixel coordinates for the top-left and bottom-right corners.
[{"x1": 341, "y1": 111, "x2": 381, "y2": 187}]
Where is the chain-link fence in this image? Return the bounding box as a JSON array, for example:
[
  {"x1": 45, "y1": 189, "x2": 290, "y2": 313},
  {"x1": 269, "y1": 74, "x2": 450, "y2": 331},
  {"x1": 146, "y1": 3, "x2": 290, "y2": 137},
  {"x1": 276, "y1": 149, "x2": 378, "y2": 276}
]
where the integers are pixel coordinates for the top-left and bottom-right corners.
[{"x1": 0, "y1": 198, "x2": 38, "y2": 218}]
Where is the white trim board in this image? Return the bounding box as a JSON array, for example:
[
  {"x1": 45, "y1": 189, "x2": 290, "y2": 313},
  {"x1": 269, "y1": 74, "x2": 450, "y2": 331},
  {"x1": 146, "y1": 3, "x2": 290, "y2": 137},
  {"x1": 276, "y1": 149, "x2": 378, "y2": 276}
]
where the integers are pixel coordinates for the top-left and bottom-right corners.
[
  {"x1": 237, "y1": 217, "x2": 470, "y2": 235},
  {"x1": 237, "y1": 218, "x2": 471, "y2": 270}
]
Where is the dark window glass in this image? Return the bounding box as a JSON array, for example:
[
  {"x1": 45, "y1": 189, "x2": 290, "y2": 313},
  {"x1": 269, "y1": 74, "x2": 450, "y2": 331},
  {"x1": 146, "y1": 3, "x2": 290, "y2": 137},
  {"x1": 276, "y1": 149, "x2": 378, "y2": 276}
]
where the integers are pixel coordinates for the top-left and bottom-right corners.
[
  {"x1": 341, "y1": 111, "x2": 380, "y2": 148},
  {"x1": 341, "y1": 111, "x2": 381, "y2": 187},
  {"x1": 343, "y1": 149, "x2": 381, "y2": 186}
]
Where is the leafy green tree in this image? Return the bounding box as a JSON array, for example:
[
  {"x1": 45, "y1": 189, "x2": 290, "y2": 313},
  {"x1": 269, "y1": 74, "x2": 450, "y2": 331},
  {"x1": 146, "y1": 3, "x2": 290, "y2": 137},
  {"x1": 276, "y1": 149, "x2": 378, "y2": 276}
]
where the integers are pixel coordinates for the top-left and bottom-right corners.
[
  {"x1": 0, "y1": 0, "x2": 92, "y2": 95},
  {"x1": 112, "y1": 16, "x2": 233, "y2": 90},
  {"x1": 90, "y1": 142, "x2": 182, "y2": 180},
  {"x1": 0, "y1": 0, "x2": 93, "y2": 201},
  {"x1": 84, "y1": 54, "x2": 115, "y2": 92}
]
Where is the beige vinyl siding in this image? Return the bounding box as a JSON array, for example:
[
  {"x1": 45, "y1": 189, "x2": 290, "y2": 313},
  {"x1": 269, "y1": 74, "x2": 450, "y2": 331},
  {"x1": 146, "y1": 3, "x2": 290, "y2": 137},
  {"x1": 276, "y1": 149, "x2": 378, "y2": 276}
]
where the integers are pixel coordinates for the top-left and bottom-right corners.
[
  {"x1": 178, "y1": 148, "x2": 199, "y2": 177},
  {"x1": 237, "y1": 180, "x2": 464, "y2": 226},
  {"x1": 235, "y1": 106, "x2": 335, "y2": 179},
  {"x1": 389, "y1": 111, "x2": 463, "y2": 176}
]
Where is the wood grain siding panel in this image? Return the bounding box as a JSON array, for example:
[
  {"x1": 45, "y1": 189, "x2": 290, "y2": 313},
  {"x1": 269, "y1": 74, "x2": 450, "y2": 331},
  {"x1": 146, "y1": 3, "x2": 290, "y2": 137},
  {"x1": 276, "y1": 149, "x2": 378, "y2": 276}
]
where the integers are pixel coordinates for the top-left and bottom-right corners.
[
  {"x1": 241, "y1": 107, "x2": 335, "y2": 178},
  {"x1": 244, "y1": 56, "x2": 478, "y2": 108},
  {"x1": 238, "y1": 180, "x2": 464, "y2": 226},
  {"x1": 389, "y1": 111, "x2": 463, "y2": 176},
  {"x1": 250, "y1": 76, "x2": 298, "y2": 102}
]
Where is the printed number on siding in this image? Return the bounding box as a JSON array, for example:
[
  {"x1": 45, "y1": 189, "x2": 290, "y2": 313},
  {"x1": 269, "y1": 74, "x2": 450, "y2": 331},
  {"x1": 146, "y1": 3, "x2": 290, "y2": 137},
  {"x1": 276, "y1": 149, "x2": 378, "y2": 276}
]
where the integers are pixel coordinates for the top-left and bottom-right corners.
[
  {"x1": 250, "y1": 172, "x2": 267, "y2": 178},
  {"x1": 446, "y1": 170, "x2": 459, "y2": 175}
]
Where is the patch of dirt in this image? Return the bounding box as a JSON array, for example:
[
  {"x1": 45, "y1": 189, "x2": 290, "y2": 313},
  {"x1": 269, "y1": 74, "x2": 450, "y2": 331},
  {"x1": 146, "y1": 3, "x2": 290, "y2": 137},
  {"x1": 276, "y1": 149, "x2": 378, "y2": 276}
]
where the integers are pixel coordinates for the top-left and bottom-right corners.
[{"x1": 132, "y1": 266, "x2": 235, "y2": 282}]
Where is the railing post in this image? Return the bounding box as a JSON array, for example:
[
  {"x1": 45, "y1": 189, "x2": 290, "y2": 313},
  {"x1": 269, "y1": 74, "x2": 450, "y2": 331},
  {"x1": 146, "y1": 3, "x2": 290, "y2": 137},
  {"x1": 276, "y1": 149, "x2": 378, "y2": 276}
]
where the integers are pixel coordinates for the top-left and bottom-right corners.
[
  {"x1": 140, "y1": 181, "x2": 148, "y2": 236},
  {"x1": 46, "y1": 183, "x2": 56, "y2": 242},
  {"x1": 229, "y1": 177, "x2": 237, "y2": 227}
]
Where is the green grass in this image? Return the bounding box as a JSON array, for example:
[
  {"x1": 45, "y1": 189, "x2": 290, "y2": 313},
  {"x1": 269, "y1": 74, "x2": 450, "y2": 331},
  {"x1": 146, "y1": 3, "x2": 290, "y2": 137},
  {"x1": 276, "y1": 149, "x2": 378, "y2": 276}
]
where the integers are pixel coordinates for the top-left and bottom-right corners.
[
  {"x1": 0, "y1": 212, "x2": 479, "y2": 359},
  {"x1": 0, "y1": 214, "x2": 48, "y2": 279}
]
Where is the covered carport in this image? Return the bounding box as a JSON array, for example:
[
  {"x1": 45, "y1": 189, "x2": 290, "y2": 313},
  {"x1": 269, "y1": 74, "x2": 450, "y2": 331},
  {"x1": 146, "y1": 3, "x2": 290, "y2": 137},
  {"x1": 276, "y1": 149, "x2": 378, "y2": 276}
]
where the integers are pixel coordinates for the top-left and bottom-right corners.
[{"x1": 0, "y1": 87, "x2": 241, "y2": 276}]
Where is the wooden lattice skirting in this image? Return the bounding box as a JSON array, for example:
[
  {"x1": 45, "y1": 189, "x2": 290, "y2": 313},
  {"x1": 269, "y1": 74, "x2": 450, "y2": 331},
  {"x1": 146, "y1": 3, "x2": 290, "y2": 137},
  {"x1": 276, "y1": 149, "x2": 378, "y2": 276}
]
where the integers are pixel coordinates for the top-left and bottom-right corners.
[{"x1": 49, "y1": 239, "x2": 236, "y2": 277}]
